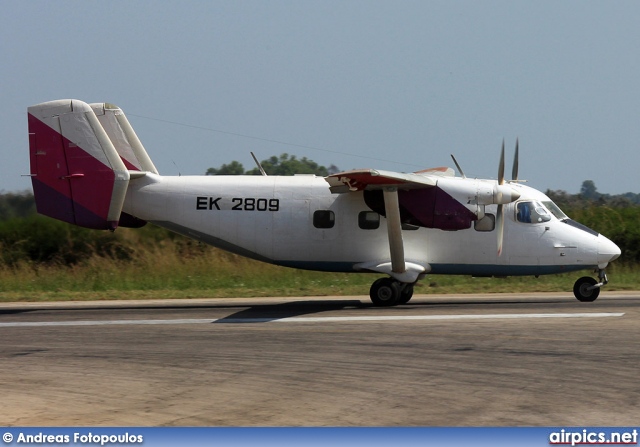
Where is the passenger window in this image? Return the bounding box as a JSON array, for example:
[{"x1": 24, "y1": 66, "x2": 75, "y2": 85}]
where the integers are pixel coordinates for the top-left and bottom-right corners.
[
  {"x1": 475, "y1": 214, "x2": 495, "y2": 232},
  {"x1": 313, "y1": 210, "x2": 335, "y2": 228},
  {"x1": 358, "y1": 211, "x2": 380, "y2": 230}
]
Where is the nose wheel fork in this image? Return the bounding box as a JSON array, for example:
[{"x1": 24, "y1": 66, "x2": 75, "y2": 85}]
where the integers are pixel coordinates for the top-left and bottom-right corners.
[{"x1": 573, "y1": 269, "x2": 608, "y2": 302}]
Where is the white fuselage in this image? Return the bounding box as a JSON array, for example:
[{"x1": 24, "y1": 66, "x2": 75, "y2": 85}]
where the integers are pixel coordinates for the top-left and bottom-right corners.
[{"x1": 123, "y1": 173, "x2": 619, "y2": 277}]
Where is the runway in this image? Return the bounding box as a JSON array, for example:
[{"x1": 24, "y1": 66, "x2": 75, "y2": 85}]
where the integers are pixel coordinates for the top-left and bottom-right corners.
[{"x1": 1, "y1": 292, "x2": 639, "y2": 426}]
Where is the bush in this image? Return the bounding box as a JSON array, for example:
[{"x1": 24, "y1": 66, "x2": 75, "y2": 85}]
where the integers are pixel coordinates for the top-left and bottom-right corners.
[
  {"x1": 567, "y1": 205, "x2": 640, "y2": 264},
  {"x1": 0, "y1": 215, "x2": 131, "y2": 266}
]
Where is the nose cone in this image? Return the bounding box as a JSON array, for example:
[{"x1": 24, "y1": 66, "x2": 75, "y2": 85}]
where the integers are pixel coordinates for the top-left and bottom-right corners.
[{"x1": 597, "y1": 235, "x2": 621, "y2": 267}]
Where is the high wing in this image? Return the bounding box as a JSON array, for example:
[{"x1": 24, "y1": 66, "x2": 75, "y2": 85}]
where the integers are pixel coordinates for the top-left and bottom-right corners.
[{"x1": 325, "y1": 167, "x2": 453, "y2": 193}]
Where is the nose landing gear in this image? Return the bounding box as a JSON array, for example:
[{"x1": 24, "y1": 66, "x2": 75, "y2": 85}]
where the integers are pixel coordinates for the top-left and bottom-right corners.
[{"x1": 573, "y1": 269, "x2": 608, "y2": 302}]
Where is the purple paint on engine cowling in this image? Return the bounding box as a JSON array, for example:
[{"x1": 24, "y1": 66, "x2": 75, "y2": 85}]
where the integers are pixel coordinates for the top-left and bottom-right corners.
[
  {"x1": 400, "y1": 187, "x2": 476, "y2": 230},
  {"x1": 364, "y1": 187, "x2": 477, "y2": 231}
]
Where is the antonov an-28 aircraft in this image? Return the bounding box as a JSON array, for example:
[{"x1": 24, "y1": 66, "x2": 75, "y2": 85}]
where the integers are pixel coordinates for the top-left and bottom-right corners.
[{"x1": 27, "y1": 99, "x2": 621, "y2": 306}]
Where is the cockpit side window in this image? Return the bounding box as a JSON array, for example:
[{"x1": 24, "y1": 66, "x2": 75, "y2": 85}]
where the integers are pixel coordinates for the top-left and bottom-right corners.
[
  {"x1": 516, "y1": 201, "x2": 551, "y2": 223},
  {"x1": 516, "y1": 202, "x2": 532, "y2": 223}
]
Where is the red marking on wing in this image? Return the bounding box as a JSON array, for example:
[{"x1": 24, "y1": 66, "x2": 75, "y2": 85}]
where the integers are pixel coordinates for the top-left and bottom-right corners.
[{"x1": 414, "y1": 167, "x2": 449, "y2": 174}]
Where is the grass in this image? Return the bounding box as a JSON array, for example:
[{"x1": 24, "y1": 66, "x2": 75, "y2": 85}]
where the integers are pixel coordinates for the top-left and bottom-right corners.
[{"x1": 1, "y1": 235, "x2": 638, "y2": 303}]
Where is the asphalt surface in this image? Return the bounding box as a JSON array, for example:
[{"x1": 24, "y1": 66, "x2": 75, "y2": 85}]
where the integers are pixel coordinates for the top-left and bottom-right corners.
[{"x1": 1, "y1": 292, "x2": 639, "y2": 426}]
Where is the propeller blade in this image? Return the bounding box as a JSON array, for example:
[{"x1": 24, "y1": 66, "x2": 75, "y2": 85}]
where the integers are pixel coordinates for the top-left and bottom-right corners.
[
  {"x1": 512, "y1": 138, "x2": 519, "y2": 182},
  {"x1": 498, "y1": 140, "x2": 505, "y2": 185},
  {"x1": 497, "y1": 204, "x2": 504, "y2": 256},
  {"x1": 450, "y1": 154, "x2": 466, "y2": 178}
]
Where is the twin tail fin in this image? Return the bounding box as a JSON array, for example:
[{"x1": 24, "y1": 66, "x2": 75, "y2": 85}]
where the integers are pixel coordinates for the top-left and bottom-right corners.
[{"x1": 27, "y1": 99, "x2": 153, "y2": 230}]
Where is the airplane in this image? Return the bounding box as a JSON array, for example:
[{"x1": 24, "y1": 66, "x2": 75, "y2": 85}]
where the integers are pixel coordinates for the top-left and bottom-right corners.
[{"x1": 26, "y1": 99, "x2": 621, "y2": 306}]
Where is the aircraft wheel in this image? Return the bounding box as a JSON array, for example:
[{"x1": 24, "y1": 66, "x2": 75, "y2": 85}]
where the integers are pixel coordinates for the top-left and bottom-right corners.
[
  {"x1": 573, "y1": 276, "x2": 600, "y2": 302},
  {"x1": 370, "y1": 278, "x2": 401, "y2": 306},
  {"x1": 397, "y1": 284, "x2": 414, "y2": 304}
]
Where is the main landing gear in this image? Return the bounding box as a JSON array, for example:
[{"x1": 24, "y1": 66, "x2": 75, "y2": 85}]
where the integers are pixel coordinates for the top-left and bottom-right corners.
[
  {"x1": 573, "y1": 269, "x2": 609, "y2": 302},
  {"x1": 370, "y1": 278, "x2": 414, "y2": 306}
]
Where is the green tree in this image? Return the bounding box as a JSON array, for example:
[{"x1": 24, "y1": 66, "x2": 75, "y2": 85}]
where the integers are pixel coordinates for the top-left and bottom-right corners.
[
  {"x1": 206, "y1": 153, "x2": 335, "y2": 176},
  {"x1": 0, "y1": 191, "x2": 36, "y2": 220},
  {"x1": 580, "y1": 180, "x2": 600, "y2": 200},
  {"x1": 205, "y1": 160, "x2": 245, "y2": 175}
]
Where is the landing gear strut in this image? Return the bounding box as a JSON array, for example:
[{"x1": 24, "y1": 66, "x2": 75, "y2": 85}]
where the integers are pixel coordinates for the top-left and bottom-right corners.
[
  {"x1": 369, "y1": 278, "x2": 413, "y2": 306},
  {"x1": 573, "y1": 269, "x2": 608, "y2": 302}
]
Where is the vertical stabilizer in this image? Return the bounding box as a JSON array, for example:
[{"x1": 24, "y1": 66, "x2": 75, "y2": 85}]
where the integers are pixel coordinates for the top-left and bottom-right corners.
[
  {"x1": 90, "y1": 103, "x2": 158, "y2": 174},
  {"x1": 28, "y1": 99, "x2": 130, "y2": 230}
]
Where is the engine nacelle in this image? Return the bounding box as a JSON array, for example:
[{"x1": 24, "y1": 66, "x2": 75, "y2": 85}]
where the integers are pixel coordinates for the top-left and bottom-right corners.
[{"x1": 363, "y1": 177, "x2": 520, "y2": 232}]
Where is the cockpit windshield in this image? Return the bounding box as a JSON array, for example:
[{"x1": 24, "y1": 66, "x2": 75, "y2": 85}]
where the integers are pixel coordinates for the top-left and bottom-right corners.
[
  {"x1": 541, "y1": 201, "x2": 569, "y2": 221},
  {"x1": 516, "y1": 200, "x2": 569, "y2": 223}
]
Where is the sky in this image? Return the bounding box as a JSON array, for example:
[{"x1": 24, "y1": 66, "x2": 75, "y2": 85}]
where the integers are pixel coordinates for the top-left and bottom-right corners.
[{"x1": 2, "y1": 1, "x2": 639, "y2": 195}]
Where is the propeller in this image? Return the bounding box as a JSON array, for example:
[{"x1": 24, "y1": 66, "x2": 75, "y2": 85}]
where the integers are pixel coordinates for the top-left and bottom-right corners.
[
  {"x1": 451, "y1": 140, "x2": 519, "y2": 257},
  {"x1": 498, "y1": 140, "x2": 505, "y2": 185},
  {"x1": 496, "y1": 139, "x2": 521, "y2": 256},
  {"x1": 496, "y1": 140, "x2": 505, "y2": 256},
  {"x1": 512, "y1": 138, "x2": 519, "y2": 182}
]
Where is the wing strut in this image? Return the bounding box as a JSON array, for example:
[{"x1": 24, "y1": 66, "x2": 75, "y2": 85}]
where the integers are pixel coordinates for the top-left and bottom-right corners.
[{"x1": 383, "y1": 187, "x2": 406, "y2": 274}]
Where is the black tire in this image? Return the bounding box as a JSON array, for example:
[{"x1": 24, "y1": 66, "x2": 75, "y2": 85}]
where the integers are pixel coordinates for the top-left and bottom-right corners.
[
  {"x1": 397, "y1": 284, "x2": 414, "y2": 304},
  {"x1": 573, "y1": 276, "x2": 600, "y2": 302},
  {"x1": 370, "y1": 278, "x2": 401, "y2": 306}
]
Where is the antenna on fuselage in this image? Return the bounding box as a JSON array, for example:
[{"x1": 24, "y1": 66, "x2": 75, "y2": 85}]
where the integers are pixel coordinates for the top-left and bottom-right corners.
[
  {"x1": 251, "y1": 152, "x2": 267, "y2": 176},
  {"x1": 450, "y1": 154, "x2": 466, "y2": 178},
  {"x1": 171, "y1": 160, "x2": 181, "y2": 176}
]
